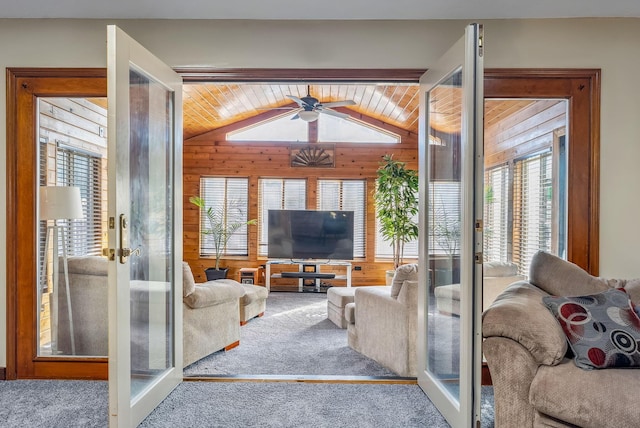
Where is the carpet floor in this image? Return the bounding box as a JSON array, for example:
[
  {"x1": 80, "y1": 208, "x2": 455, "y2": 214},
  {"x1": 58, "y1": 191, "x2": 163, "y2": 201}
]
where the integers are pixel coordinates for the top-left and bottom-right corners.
[
  {"x1": 0, "y1": 380, "x2": 494, "y2": 427},
  {"x1": 184, "y1": 291, "x2": 397, "y2": 377}
]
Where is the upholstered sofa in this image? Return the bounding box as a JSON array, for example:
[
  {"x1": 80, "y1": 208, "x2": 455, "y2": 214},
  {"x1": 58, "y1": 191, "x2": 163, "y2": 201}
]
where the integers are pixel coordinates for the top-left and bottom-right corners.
[
  {"x1": 434, "y1": 261, "x2": 526, "y2": 316},
  {"x1": 483, "y1": 251, "x2": 640, "y2": 427},
  {"x1": 346, "y1": 264, "x2": 418, "y2": 377}
]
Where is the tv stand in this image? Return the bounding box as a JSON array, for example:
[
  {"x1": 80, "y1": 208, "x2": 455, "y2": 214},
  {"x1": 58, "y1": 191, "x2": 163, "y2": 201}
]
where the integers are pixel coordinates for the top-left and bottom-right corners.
[{"x1": 265, "y1": 260, "x2": 352, "y2": 292}]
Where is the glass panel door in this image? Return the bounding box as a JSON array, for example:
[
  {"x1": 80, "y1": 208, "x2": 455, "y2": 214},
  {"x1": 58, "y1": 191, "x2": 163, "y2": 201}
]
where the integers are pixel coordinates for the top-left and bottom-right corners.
[
  {"x1": 417, "y1": 23, "x2": 484, "y2": 427},
  {"x1": 107, "y1": 25, "x2": 183, "y2": 427}
]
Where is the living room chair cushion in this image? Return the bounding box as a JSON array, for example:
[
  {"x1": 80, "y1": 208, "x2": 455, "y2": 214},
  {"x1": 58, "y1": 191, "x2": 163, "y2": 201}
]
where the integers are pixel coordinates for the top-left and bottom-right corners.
[
  {"x1": 543, "y1": 288, "x2": 640, "y2": 369},
  {"x1": 182, "y1": 261, "x2": 196, "y2": 297},
  {"x1": 390, "y1": 263, "x2": 418, "y2": 299}
]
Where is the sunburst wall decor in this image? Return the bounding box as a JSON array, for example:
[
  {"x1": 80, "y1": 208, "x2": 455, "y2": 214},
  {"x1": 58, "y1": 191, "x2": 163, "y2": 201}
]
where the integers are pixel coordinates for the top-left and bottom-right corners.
[{"x1": 290, "y1": 144, "x2": 335, "y2": 168}]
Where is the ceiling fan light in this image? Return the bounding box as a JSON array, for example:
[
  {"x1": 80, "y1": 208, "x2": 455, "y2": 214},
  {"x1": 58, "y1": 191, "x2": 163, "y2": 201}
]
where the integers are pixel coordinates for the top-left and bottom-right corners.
[{"x1": 298, "y1": 110, "x2": 319, "y2": 122}]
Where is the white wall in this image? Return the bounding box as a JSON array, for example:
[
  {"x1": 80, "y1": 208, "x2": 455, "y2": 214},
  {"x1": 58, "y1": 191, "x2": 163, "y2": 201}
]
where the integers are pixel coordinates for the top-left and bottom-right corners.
[{"x1": 1, "y1": 18, "x2": 639, "y2": 367}]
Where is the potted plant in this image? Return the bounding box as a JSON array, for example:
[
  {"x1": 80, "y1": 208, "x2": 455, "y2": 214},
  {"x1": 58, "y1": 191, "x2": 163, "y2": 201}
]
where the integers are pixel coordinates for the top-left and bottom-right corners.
[
  {"x1": 374, "y1": 155, "x2": 419, "y2": 283},
  {"x1": 189, "y1": 196, "x2": 257, "y2": 280}
]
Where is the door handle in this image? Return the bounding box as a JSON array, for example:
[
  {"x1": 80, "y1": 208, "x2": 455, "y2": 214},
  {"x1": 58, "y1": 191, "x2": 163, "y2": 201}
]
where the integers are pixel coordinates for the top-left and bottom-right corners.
[{"x1": 118, "y1": 214, "x2": 143, "y2": 264}]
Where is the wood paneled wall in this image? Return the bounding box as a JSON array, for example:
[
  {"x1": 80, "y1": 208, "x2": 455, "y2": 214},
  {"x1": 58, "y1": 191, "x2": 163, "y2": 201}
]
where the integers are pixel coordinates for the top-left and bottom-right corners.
[{"x1": 183, "y1": 112, "x2": 419, "y2": 286}]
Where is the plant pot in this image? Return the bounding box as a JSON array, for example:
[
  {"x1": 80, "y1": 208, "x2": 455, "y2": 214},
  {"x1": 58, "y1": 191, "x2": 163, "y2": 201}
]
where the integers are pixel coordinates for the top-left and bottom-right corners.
[
  {"x1": 205, "y1": 267, "x2": 229, "y2": 281},
  {"x1": 385, "y1": 269, "x2": 395, "y2": 286}
]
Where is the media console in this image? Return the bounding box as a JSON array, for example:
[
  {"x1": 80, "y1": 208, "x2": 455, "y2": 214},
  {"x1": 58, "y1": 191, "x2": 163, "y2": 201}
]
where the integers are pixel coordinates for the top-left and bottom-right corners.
[
  {"x1": 265, "y1": 260, "x2": 352, "y2": 292},
  {"x1": 280, "y1": 272, "x2": 336, "y2": 279}
]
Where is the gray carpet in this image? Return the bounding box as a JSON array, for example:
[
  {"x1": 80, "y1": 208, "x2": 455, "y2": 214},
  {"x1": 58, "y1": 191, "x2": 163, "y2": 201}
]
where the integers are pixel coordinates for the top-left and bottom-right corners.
[
  {"x1": 184, "y1": 291, "x2": 397, "y2": 377},
  {"x1": 0, "y1": 379, "x2": 494, "y2": 427}
]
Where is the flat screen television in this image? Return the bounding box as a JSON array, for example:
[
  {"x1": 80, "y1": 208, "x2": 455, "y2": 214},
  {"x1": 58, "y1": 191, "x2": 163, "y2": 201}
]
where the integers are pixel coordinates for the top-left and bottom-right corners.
[{"x1": 267, "y1": 209, "x2": 354, "y2": 260}]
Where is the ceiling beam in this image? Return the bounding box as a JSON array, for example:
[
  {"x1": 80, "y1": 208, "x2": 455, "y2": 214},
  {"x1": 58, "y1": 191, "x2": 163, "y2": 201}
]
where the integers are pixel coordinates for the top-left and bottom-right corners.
[{"x1": 175, "y1": 68, "x2": 426, "y2": 83}]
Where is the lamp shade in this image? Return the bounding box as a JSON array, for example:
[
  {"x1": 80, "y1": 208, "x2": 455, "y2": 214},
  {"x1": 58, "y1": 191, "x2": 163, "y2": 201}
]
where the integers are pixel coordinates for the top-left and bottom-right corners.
[
  {"x1": 39, "y1": 186, "x2": 84, "y2": 220},
  {"x1": 298, "y1": 110, "x2": 319, "y2": 122}
]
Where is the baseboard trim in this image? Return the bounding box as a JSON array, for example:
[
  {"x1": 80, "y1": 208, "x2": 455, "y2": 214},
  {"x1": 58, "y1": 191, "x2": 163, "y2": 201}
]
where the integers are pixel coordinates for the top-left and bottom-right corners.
[
  {"x1": 0, "y1": 367, "x2": 6, "y2": 380},
  {"x1": 184, "y1": 374, "x2": 417, "y2": 385}
]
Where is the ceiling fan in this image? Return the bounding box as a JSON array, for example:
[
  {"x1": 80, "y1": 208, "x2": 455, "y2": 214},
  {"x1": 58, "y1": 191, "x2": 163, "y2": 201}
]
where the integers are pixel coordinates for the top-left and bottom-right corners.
[{"x1": 285, "y1": 85, "x2": 356, "y2": 122}]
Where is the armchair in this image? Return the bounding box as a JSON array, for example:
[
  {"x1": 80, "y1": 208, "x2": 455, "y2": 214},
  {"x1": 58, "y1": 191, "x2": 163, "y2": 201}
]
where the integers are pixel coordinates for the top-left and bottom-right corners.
[{"x1": 346, "y1": 264, "x2": 418, "y2": 377}]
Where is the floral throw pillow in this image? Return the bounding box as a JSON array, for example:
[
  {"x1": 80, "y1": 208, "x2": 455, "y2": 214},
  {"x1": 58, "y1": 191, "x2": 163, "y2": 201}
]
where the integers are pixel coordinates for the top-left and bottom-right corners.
[{"x1": 542, "y1": 288, "x2": 640, "y2": 370}]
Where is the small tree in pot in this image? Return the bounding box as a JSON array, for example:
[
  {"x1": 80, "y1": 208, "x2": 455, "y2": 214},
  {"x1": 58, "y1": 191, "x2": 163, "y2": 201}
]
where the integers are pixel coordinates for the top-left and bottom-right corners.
[
  {"x1": 375, "y1": 154, "x2": 419, "y2": 273},
  {"x1": 189, "y1": 196, "x2": 257, "y2": 280}
]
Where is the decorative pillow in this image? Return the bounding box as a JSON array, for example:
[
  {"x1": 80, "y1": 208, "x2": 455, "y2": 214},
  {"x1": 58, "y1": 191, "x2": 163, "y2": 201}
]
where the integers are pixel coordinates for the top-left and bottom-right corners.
[
  {"x1": 182, "y1": 261, "x2": 196, "y2": 298},
  {"x1": 390, "y1": 263, "x2": 418, "y2": 299},
  {"x1": 543, "y1": 288, "x2": 640, "y2": 369}
]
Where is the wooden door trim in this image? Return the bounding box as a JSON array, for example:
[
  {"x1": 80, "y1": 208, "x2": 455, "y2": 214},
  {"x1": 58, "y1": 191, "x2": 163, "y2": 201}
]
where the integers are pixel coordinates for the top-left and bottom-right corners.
[
  {"x1": 6, "y1": 68, "x2": 108, "y2": 380},
  {"x1": 484, "y1": 68, "x2": 601, "y2": 275}
]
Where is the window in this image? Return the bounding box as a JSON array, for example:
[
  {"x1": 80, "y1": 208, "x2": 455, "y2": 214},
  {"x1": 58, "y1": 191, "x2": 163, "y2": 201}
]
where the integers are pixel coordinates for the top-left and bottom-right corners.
[
  {"x1": 258, "y1": 178, "x2": 306, "y2": 256},
  {"x1": 199, "y1": 177, "x2": 251, "y2": 256},
  {"x1": 317, "y1": 179, "x2": 366, "y2": 258},
  {"x1": 484, "y1": 164, "x2": 510, "y2": 263},
  {"x1": 318, "y1": 115, "x2": 399, "y2": 143},
  {"x1": 55, "y1": 144, "x2": 103, "y2": 257},
  {"x1": 512, "y1": 151, "x2": 553, "y2": 275},
  {"x1": 228, "y1": 111, "x2": 400, "y2": 144},
  {"x1": 228, "y1": 112, "x2": 308, "y2": 142},
  {"x1": 427, "y1": 181, "x2": 461, "y2": 256},
  {"x1": 375, "y1": 195, "x2": 420, "y2": 260}
]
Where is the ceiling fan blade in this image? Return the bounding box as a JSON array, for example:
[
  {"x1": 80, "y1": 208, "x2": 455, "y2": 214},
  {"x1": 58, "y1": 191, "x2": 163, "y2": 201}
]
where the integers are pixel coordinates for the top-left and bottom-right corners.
[
  {"x1": 286, "y1": 95, "x2": 307, "y2": 107},
  {"x1": 318, "y1": 108, "x2": 350, "y2": 119},
  {"x1": 320, "y1": 100, "x2": 356, "y2": 108}
]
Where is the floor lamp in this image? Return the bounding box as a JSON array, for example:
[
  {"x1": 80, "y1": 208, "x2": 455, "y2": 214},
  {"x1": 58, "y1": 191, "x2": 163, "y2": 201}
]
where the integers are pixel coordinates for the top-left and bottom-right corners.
[{"x1": 40, "y1": 186, "x2": 84, "y2": 355}]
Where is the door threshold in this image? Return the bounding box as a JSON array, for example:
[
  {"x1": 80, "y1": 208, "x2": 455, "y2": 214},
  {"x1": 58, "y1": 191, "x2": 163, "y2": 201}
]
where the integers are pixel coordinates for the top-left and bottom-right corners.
[{"x1": 184, "y1": 374, "x2": 417, "y2": 384}]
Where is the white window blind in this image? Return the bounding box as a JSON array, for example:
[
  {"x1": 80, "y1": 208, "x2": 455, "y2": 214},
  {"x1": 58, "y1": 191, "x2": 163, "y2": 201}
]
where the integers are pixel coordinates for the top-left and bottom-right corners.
[
  {"x1": 258, "y1": 178, "x2": 306, "y2": 256},
  {"x1": 513, "y1": 151, "x2": 553, "y2": 275},
  {"x1": 55, "y1": 144, "x2": 103, "y2": 258},
  {"x1": 199, "y1": 177, "x2": 250, "y2": 256},
  {"x1": 317, "y1": 179, "x2": 366, "y2": 258},
  {"x1": 484, "y1": 164, "x2": 510, "y2": 263},
  {"x1": 427, "y1": 181, "x2": 461, "y2": 256},
  {"x1": 375, "y1": 193, "x2": 420, "y2": 260}
]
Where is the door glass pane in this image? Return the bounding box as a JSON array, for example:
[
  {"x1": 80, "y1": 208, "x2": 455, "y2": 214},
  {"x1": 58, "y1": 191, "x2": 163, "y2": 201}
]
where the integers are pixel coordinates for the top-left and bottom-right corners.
[
  {"x1": 427, "y1": 69, "x2": 463, "y2": 400},
  {"x1": 482, "y1": 98, "x2": 568, "y2": 292},
  {"x1": 36, "y1": 97, "x2": 108, "y2": 358},
  {"x1": 129, "y1": 69, "x2": 175, "y2": 399}
]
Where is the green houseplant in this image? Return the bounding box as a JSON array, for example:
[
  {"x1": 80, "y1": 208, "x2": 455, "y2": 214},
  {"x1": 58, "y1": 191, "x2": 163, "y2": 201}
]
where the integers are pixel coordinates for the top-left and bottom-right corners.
[
  {"x1": 189, "y1": 195, "x2": 257, "y2": 280},
  {"x1": 374, "y1": 154, "x2": 419, "y2": 271}
]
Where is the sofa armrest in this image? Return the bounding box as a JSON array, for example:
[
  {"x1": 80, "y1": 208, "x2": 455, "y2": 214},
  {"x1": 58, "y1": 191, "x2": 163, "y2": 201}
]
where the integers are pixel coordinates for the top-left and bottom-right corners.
[
  {"x1": 482, "y1": 282, "x2": 567, "y2": 366},
  {"x1": 354, "y1": 286, "x2": 407, "y2": 341},
  {"x1": 183, "y1": 281, "x2": 244, "y2": 309}
]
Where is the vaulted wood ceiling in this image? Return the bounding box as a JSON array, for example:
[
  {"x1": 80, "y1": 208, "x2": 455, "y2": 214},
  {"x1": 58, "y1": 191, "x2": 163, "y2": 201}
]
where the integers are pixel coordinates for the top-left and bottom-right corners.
[
  {"x1": 182, "y1": 83, "x2": 535, "y2": 140},
  {"x1": 182, "y1": 83, "x2": 421, "y2": 140}
]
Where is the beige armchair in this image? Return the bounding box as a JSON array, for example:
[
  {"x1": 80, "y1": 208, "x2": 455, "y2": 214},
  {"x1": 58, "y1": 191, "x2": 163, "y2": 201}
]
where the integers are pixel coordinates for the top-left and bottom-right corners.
[
  {"x1": 57, "y1": 255, "x2": 109, "y2": 356},
  {"x1": 58, "y1": 257, "x2": 245, "y2": 367},
  {"x1": 346, "y1": 264, "x2": 418, "y2": 377}
]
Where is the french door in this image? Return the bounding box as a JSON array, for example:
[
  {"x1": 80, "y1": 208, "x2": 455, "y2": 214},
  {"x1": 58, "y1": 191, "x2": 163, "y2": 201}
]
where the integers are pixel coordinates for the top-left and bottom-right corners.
[
  {"x1": 417, "y1": 23, "x2": 484, "y2": 427},
  {"x1": 107, "y1": 25, "x2": 183, "y2": 427}
]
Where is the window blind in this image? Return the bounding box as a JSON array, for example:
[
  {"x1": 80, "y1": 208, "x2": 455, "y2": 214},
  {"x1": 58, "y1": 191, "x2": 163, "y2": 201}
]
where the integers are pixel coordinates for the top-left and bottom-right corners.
[
  {"x1": 512, "y1": 151, "x2": 553, "y2": 275},
  {"x1": 317, "y1": 179, "x2": 366, "y2": 258},
  {"x1": 483, "y1": 164, "x2": 510, "y2": 263},
  {"x1": 55, "y1": 144, "x2": 103, "y2": 258},
  {"x1": 375, "y1": 191, "x2": 421, "y2": 260},
  {"x1": 199, "y1": 177, "x2": 250, "y2": 256},
  {"x1": 257, "y1": 178, "x2": 306, "y2": 256},
  {"x1": 427, "y1": 181, "x2": 461, "y2": 256}
]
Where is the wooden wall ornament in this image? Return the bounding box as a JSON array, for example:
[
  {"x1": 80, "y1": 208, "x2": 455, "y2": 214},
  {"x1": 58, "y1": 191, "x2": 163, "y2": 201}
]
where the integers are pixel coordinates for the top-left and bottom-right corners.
[{"x1": 290, "y1": 144, "x2": 335, "y2": 168}]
